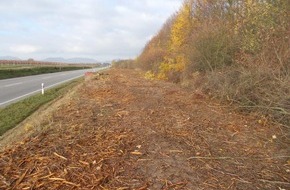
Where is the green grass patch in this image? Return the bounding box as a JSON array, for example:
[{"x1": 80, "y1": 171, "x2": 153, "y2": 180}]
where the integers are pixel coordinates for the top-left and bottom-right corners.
[
  {"x1": 0, "y1": 64, "x2": 33, "y2": 69},
  {"x1": 0, "y1": 66, "x2": 90, "y2": 79},
  {"x1": 0, "y1": 79, "x2": 81, "y2": 136}
]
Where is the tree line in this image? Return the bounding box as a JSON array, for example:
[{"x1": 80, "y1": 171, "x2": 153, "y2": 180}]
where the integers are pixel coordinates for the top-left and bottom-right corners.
[{"x1": 115, "y1": 0, "x2": 290, "y2": 125}]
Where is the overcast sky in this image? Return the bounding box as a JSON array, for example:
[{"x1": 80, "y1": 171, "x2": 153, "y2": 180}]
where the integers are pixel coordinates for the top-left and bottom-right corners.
[{"x1": 0, "y1": 0, "x2": 182, "y2": 61}]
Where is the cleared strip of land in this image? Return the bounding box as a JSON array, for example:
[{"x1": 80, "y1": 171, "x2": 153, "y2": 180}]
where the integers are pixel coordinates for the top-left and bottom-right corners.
[{"x1": 0, "y1": 69, "x2": 288, "y2": 190}]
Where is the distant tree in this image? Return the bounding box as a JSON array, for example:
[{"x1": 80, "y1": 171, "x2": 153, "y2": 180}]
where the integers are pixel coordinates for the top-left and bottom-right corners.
[{"x1": 27, "y1": 58, "x2": 35, "y2": 64}]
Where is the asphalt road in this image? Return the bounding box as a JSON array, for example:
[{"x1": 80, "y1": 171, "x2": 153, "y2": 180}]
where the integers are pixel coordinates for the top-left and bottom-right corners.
[{"x1": 0, "y1": 67, "x2": 107, "y2": 107}]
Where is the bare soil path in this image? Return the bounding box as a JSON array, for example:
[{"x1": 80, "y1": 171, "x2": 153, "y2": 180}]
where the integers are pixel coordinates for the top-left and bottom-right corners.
[{"x1": 0, "y1": 69, "x2": 289, "y2": 189}]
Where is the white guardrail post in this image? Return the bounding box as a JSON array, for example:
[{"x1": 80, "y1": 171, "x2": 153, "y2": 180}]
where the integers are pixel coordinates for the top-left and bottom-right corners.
[{"x1": 41, "y1": 83, "x2": 44, "y2": 95}]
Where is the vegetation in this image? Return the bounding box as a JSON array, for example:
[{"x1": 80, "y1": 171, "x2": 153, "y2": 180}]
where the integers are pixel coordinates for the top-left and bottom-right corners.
[
  {"x1": 114, "y1": 0, "x2": 290, "y2": 125},
  {"x1": 0, "y1": 60, "x2": 100, "y2": 79},
  {"x1": 111, "y1": 59, "x2": 135, "y2": 69},
  {"x1": 0, "y1": 79, "x2": 81, "y2": 136}
]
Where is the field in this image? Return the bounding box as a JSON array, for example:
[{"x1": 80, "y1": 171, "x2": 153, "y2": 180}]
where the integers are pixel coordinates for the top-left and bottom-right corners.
[{"x1": 0, "y1": 60, "x2": 99, "y2": 79}]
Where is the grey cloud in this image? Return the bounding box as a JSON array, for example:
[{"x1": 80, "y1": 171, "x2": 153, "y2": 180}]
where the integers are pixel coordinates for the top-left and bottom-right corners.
[{"x1": 0, "y1": 0, "x2": 182, "y2": 61}]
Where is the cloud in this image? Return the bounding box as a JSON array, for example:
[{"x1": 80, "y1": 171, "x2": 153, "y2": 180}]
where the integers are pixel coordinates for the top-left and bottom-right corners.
[
  {"x1": 9, "y1": 45, "x2": 39, "y2": 54},
  {"x1": 0, "y1": 0, "x2": 182, "y2": 61}
]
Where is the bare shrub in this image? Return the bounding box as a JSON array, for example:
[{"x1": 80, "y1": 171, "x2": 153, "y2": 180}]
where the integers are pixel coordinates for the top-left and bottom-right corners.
[
  {"x1": 112, "y1": 59, "x2": 135, "y2": 69},
  {"x1": 202, "y1": 66, "x2": 290, "y2": 125}
]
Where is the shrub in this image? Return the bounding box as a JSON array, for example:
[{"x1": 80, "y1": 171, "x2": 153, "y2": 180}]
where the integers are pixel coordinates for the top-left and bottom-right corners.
[
  {"x1": 203, "y1": 66, "x2": 290, "y2": 125},
  {"x1": 188, "y1": 24, "x2": 238, "y2": 72}
]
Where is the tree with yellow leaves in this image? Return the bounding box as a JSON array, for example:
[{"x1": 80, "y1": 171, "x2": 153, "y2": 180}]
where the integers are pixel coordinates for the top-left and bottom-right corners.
[
  {"x1": 158, "y1": 0, "x2": 194, "y2": 81},
  {"x1": 170, "y1": 0, "x2": 193, "y2": 51}
]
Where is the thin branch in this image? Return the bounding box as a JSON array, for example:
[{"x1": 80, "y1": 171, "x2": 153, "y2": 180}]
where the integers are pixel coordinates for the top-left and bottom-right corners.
[
  {"x1": 187, "y1": 155, "x2": 290, "y2": 160},
  {"x1": 258, "y1": 179, "x2": 290, "y2": 185},
  {"x1": 236, "y1": 105, "x2": 289, "y2": 115}
]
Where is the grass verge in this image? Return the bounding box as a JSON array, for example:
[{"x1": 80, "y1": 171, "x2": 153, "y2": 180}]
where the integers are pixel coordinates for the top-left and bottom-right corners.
[
  {"x1": 0, "y1": 66, "x2": 91, "y2": 79},
  {"x1": 0, "y1": 79, "x2": 81, "y2": 136}
]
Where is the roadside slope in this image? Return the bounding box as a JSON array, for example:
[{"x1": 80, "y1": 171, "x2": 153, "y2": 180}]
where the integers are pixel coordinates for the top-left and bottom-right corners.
[{"x1": 0, "y1": 69, "x2": 289, "y2": 189}]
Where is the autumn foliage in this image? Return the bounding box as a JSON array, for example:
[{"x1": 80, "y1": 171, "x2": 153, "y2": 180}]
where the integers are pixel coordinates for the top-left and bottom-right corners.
[{"x1": 115, "y1": 0, "x2": 290, "y2": 125}]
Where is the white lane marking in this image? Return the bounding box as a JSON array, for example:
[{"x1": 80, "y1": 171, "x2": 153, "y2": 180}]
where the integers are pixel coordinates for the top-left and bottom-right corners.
[
  {"x1": 4, "y1": 82, "x2": 23, "y2": 87},
  {"x1": 0, "y1": 89, "x2": 42, "y2": 107},
  {"x1": 0, "y1": 74, "x2": 83, "y2": 107}
]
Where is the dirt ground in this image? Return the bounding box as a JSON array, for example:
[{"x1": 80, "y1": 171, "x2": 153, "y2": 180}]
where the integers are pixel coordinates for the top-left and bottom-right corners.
[{"x1": 0, "y1": 69, "x2": 289, "y2": 190}]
